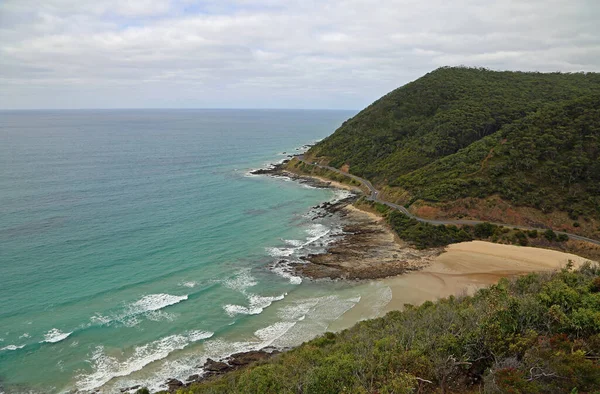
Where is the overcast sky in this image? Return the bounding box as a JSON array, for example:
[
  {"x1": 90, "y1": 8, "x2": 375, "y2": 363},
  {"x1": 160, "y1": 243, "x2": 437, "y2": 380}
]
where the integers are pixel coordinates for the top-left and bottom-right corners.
[{"x1": 0, "y1": 0, "x2": 598, "y2": 109}]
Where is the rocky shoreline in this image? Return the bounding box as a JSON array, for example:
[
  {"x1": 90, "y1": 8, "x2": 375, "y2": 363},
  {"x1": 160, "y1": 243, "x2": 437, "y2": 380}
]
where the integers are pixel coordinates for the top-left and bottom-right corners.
[
  {"x1": 252, "y1": 160, "x2": 442, "y2": 281},
  {"x1": 294, "y1": 203, "x2": 442, "y2": 280},
  {"x1": 150, "y1": 159, "x2": 440, "y2": 393}
]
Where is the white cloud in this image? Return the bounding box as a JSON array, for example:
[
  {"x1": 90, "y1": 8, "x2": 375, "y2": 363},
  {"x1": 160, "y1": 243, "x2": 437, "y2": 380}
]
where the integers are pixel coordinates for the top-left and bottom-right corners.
[{"x1": 0, "y1": 0, "x2": 598, "y2": 109}]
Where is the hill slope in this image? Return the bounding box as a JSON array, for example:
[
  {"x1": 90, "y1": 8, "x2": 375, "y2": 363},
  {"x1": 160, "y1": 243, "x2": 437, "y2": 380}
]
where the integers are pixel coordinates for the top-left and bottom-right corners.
[
  {"x1": 306, "y1": 67, "x2": 600, "y2": 235},
  {"x1": 170, "y1": 264, "x2": 600, "y2": 393}
]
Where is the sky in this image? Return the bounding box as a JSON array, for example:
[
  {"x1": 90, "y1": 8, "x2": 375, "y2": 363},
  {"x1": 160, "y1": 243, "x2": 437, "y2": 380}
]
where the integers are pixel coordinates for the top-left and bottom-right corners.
[{"x1": 0, "y1": 0, "x2": 599, "y2": 110}]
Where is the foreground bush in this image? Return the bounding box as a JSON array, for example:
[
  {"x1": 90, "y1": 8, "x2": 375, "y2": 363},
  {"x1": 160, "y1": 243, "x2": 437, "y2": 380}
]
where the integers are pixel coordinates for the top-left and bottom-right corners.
[{"x1": 175, "y1": 263, "x2": 600, "y2": 393}]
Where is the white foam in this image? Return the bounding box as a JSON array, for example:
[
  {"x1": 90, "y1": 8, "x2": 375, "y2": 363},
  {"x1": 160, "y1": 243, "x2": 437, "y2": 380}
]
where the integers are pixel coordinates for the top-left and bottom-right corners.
[
  {"x1": 270, "y1": 263, "x2": 303, "y2": 285},
  {"x1": 305, "y1": 223, "x2": 330, "y2": 238},
  {"x1": 1, "y1": 344, "x2": 25, "y2": 351},
  {"x1": 267, "y1": 222, "x2": 344, "y2": 284},
  {"x1": 283, "y1": 239, "x2": 303, "y2": 247},
  {"x1": 266, "y1": 247, "x2": 295, "y2": 257},
  {"x1": 223, "y1": 294, "x2": 286, "y2": 317},
  {"x1": 330, "y1": 189, "x2": 354, "y2": 203},
  {"x1": 128, "y1": 294, "x2": 188, "y2": 314},
  {"x1": 223, "y1": 270, "x2": 257, "y2": 293},
  {"x1": 42, "y1": 328, "x2": 72, "y2": 344},
  {"x1": 121, "y1": 316, "x2": 141, "y2": 328},
  {"x1": 90, "y1": 313, "x2": 112, "y2": 325},
  {"x1": 19, "y1": 333, "x2": 30, "y2": 339},
  {"x1": 266, "y1": 294, "x2": 361, "y2": 348},
  {"x1": 371, "y1": 285, "x2": 393, "y2": 317},
  {"x1": 89, "y1": 293, "x2": 187, "y2": 328},
  {"x1": 76, "y1": 330, "x2": 213, "y2": 392},
  {"x1": 277, "y1": 299, "x2": 320, "y2": 321},
  {"x1": 179, "y1": 281, "x2": 197, "y2": 288},
  {"x1": 254, "y1": 322, "x2": 297, "y2": 347},
  {"x1": 223, "y1": 304, "x2": 261, "y2": 317},
  {"x1": 188, "y1": 330, "x2": 214, "y2": 342},
  {"x1": 249, "y1": 294, "x2": 285, "y2": 309},
  {"x1": 145, "y1": 310, "x2": 176, "y2": 322}
]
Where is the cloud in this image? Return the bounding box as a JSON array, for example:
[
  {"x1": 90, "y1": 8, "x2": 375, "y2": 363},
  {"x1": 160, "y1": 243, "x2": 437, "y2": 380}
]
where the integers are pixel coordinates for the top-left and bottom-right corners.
[{"x1": 0, "y1": 0, "x2": 598, "y2": 109}]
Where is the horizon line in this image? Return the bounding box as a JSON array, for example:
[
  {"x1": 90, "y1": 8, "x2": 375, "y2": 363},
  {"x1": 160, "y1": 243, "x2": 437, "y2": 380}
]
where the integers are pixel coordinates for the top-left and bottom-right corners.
[{"x1": 0, "y1": 107, "x2": 359, "y2": 112}]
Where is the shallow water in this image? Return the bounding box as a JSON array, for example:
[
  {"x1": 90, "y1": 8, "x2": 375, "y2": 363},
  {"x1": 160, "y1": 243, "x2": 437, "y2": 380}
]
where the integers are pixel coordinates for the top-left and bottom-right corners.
[{"x1": 0, "y1": 109, "x2": 392, "y2": 393}]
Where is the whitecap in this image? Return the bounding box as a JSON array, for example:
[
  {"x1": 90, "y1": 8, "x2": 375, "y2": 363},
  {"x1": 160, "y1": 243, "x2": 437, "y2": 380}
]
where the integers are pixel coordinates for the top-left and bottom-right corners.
[
  {"x1": 266, "y1": 247, "x2": 295, "y2": 257},
  {"x1": 76, "y1": 330, "x2": 213, "y2": 392},
  {"x1": 223, "y1": 293, "x2": 286, "y2": 317},
  {"x1": 128, "y1": 294, "x2": 188, "y2": 314},
  {"x1": 19, "y1": 333, "x2": 30, "y2": 339},
  {"x1": 42, "y1": 328, "x2": 72, "y2": 344},
  {"x1": 1, "y1": 344, "x2": 25, "y2": 351},
  {"x1": 223, "y1": 270, "x2": 257, "y2": 293},
  {"x1": 89, "y1": 293, "x2": 187, "y2": 328},
  {"x1": 223, "y1": 304, "x2": 261, "y2": 317},
  {"x1": 283, "y1": 239, "x2": 303, "y2": 247},
  {"x1": 145, "y1": 310, "x2": 176, "y2": 322},
  {"x1": 90, "y1": 313, "x2": 112, "y2": 326},
  {"x1": 179, "y1": 281, "x2": 197, "y2": 288},
  {"x1": 269, "y1": 263, "x2": 303, "y2": 285},
  {"x1": 305, "y1": 223, "x2": 331, "y2": 238}
]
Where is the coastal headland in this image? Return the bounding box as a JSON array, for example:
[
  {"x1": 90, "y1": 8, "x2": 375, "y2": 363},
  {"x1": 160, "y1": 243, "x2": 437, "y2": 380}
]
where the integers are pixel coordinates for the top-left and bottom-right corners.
[
  {"x1": 164, "y1": 157, "x2": 600, "y2": 392},
  {"x1": 252, "y1": 156, "x2": 599, "y2": 312}
]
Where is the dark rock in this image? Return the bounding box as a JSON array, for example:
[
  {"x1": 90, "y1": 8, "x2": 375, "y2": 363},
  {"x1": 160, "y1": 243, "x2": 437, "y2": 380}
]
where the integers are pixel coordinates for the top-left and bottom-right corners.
[
  {"x1": 186, "y1": 374, "x2": 200, "y2": 382},
  {"x1": 228, "y1": 350, "x2": 270, "y2": 366},
  {"x1": 203, "y1": 358, "x2": 231, "y2": 373},
  {"x1": 166, "y1": 379, "x2": 183, "y2": 390},
  {"x1": 120, "y1": 385, "x2": 140, "y2": 392}
]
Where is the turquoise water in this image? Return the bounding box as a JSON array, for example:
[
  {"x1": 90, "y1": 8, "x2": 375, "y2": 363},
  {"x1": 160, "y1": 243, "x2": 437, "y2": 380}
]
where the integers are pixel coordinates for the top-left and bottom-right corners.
[{"x1": 0, "y1": 109, "x2": 391, "y2": 393}]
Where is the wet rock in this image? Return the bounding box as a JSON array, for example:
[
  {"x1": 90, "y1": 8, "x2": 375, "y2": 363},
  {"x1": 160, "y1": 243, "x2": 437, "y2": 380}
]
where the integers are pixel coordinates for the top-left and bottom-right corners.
[
  {"x1": 203, "y1": 358, "x2": 231, "y2": 373},
  {"x1": 228, "y1": 350, "x2": 271, "y2": 366},
  {"x1": 166, "y1": 379, "x2": 183, "y2": 391},
  {"x1": 186, "y1": 374, "x2": 201, "y2": 382},
  {"x1": 120, "y1": 385, "x2": 140, "y2": 393}
]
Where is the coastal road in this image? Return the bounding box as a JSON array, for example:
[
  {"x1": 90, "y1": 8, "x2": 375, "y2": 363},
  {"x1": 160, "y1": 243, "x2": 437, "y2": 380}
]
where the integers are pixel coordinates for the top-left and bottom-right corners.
[{"x1": 296, "y1": 156, "x2": 600, "y2": 246}]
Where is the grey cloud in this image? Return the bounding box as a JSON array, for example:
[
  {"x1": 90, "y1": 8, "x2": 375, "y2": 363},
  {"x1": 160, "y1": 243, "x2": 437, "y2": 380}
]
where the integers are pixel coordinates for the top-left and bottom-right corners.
[{"x1": 0, "y1": 0, "x2": 598, "y2": 109}]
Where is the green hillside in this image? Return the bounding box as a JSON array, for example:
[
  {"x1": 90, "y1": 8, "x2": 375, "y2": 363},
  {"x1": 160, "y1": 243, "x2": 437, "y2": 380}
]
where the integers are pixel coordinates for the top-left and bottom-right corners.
[
  {"x1": 168, "y1": 264, "x2": 600, "y2": 394},
  {"x1": 307, "y1": 67, "x2": 600, "y2": 223}
]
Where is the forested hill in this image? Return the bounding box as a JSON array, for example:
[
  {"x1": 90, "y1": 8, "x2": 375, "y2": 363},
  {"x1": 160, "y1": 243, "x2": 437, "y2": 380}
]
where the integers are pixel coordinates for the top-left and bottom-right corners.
[{"x1": 306, "y1": 67, "x2": 600, "y2": 230}]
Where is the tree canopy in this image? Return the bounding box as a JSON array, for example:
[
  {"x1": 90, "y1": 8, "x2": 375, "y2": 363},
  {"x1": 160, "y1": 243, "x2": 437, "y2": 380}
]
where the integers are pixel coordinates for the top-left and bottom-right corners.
[{"x1": 307, "y1": 67, "x2": 600, "y2": 219}]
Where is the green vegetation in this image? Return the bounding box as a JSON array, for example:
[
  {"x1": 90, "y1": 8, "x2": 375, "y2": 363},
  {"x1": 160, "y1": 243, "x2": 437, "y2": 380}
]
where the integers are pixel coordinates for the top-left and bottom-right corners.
[
  {"x1": 172, "y1": 264, "x2": 600, "y2": 393},
  {"x1": 308, "y1": 67, "x2": 600, "y2": 220},
  {"x1": 361, "y1": 199, "x2": 569, "y2": 249},
  {"x1": 386, "y1": 208, "x2": 472, "y2": 249},
  {"x1": 284, "y1": 158, "x2": 362, "y2": 188}
]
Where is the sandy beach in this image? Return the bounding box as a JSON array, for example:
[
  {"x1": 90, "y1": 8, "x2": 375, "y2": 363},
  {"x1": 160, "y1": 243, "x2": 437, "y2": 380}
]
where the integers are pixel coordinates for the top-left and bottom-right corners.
[{"x1": 381, "y1": 240, "x2": 591, "y2": 312}]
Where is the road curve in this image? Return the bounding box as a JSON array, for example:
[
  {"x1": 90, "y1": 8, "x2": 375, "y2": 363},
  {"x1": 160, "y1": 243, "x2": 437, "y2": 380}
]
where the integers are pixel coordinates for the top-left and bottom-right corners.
[{"x1": 297, "y1": 157, "x2": 600, "y2": 246}]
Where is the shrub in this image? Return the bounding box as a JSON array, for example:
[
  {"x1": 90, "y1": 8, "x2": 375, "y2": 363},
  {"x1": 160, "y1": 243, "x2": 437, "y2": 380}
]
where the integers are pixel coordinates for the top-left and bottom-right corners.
[{"x1": 544, "y1": 229, "x2": 557, "y2": 241}]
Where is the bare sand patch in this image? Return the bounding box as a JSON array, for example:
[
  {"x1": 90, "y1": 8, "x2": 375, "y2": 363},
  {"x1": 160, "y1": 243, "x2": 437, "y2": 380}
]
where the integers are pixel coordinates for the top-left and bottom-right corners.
[{"x1": 382, "y1": 240, "x2": 592, "y2": 312}]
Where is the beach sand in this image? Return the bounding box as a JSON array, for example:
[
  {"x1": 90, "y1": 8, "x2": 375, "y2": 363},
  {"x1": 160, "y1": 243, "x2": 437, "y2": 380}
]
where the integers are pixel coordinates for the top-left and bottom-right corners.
[
  {"x1": 382, "y1": 240, "x2": 591, "y2": 312},
  {"x1": 328, "y1": 241, "x2": 593, "y2": 331}
]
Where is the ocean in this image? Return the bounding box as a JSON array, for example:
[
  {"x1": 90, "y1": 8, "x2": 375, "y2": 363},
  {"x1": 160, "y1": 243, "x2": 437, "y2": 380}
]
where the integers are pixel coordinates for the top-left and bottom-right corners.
[{"x1": 0, "y1": 109, "x2": 392, "y2": 393}]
